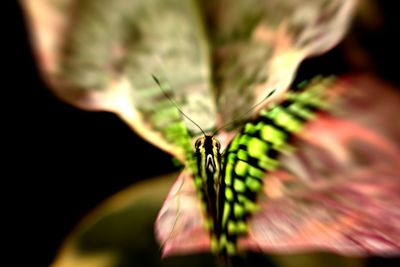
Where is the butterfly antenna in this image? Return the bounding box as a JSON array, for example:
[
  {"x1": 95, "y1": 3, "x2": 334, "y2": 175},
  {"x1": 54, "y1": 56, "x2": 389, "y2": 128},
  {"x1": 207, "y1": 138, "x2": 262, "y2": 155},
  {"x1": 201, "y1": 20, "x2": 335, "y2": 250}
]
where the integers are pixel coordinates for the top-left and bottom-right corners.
[
  {"x1": 152, "y1": 74, "x2": 206, "y2": 136},
  {"x1": 212, "y1": 89, "x2": 276, "y2": 136}
]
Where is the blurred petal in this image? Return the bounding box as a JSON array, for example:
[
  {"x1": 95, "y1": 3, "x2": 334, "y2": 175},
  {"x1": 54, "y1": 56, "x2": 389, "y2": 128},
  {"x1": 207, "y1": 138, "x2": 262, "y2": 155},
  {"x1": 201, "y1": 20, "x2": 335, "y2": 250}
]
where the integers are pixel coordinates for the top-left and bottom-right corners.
[
  {"x1": 21, "y1": 0, "x2": 357, "y2": 157},
  {"x1": 20, "y1": 0, "x2": 212, "y2": 160},
  {"x1": 210, "y1": 0, "x2": 357, "y2": 123},
  {"x1": 155, "y1": 171, "x2": 210, "y2": 257}
]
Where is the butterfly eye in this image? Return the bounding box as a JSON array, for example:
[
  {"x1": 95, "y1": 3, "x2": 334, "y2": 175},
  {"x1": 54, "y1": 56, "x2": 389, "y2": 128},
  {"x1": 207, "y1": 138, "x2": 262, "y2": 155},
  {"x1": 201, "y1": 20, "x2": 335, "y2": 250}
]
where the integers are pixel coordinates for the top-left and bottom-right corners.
[
  {"x1": 195, "y1": 138, "x2": 202, "y2": 149},
  {"x1": 214, "y1": 139, "x2": 221, "y2": 151}
]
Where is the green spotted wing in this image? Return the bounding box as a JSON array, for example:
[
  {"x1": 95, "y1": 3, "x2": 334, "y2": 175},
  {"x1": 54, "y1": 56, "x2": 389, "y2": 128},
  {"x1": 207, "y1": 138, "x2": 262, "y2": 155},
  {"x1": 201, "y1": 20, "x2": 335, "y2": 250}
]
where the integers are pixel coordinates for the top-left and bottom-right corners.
[{"x1": 201, "y1": 76, "x2": 336, "y2": 255}]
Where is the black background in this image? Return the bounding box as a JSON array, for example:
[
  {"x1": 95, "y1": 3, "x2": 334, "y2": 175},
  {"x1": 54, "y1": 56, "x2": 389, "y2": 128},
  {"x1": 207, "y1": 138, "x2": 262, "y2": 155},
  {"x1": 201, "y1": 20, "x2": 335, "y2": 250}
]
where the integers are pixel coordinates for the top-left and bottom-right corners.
[{"x1": 9, "y1": 1, "x2": 400, "y2": 266}]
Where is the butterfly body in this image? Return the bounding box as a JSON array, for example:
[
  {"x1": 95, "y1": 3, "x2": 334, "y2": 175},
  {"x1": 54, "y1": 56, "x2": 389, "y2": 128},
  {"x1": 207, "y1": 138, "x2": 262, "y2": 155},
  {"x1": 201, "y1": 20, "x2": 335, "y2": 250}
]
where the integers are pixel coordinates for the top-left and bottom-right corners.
[{"x1": 194, "y1": 135, "x2": 226, "y2": 252}]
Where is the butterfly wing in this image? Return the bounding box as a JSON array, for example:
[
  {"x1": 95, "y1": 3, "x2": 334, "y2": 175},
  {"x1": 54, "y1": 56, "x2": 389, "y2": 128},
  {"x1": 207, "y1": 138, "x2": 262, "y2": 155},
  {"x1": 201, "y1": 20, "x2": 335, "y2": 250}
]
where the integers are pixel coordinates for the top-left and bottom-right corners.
[
  {"x1": 240, "y1": 75, "x2": 400, "y2": 256},
  {"x1": 242, "y1": 115, "x2": 400, "y2": 256}
]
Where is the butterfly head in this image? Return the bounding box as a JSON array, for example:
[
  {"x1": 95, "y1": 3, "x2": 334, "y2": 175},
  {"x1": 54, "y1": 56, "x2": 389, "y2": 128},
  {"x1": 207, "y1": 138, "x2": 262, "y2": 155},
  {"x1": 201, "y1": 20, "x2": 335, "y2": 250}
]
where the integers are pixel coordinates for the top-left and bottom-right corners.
[{"x1": 195, "y1": 135, "x2": 221, "y2": 176}]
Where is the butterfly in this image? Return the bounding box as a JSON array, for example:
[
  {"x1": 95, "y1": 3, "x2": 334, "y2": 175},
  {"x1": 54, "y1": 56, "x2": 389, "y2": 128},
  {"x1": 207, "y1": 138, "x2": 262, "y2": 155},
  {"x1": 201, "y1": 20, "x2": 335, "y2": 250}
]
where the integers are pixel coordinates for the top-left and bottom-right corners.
[{"x1": 153, "y1": 75, "x2": 400, "y2": 259}]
